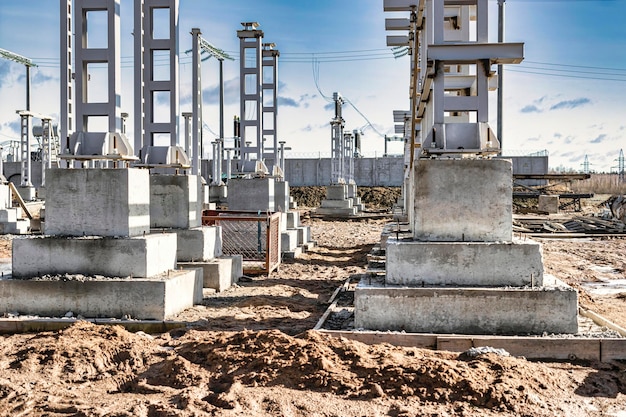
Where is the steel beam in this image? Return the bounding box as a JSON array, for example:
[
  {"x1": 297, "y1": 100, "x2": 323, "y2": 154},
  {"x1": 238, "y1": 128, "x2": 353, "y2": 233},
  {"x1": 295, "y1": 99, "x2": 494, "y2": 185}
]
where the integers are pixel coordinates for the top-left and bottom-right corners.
[{"x1": 427, "y1": 43, "x2": 524, "y2": 65}]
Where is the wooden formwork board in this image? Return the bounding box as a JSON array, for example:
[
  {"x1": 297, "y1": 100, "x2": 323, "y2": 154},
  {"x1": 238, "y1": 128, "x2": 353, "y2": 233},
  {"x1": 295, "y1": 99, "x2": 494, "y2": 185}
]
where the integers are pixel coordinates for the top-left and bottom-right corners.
[{"x1": 317, "y1": 330, "x2": 626, "y2": 362}]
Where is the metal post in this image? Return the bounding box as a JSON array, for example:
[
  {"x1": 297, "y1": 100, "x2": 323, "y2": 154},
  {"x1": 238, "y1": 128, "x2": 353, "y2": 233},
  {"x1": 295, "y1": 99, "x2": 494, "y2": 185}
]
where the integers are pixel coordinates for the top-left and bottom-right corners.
[
  {"x1": 497, "y1": 0, "x2": 505, "y2": 153},
  {"x1": 279, "y1": 141, "x2": 286, "y2": 172},
  {"x1": 182, "y1": 112, "x2": 192, "y2": 160},
  {"x1": 211, "y1": 141, "x2": 219, "y2": 185},
  {"x1": 219, "y1": 59, "x2": 224, "y2": 142},
  {"x1": 191, "y1": 28, "x2": 202, "y2": 175},
  {"x1": 226, "y1": 149, "x2": 232, "y2": 181},
  {"x1": 384, "y1": 135, "x2": 388, "y2": 157}
]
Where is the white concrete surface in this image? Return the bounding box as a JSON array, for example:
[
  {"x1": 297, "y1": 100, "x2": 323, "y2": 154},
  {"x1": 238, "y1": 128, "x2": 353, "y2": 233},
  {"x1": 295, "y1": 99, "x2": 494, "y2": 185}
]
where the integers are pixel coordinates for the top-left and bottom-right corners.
[
  {"x1": 45, "y1": 168, "x2": 150, "y2": 237},
  {"x1": 281, "y1": 230, "x2": 298, "y2": 252},
  {"x1": 12, "y1": 233, "x2": 177, "y2": 278}
]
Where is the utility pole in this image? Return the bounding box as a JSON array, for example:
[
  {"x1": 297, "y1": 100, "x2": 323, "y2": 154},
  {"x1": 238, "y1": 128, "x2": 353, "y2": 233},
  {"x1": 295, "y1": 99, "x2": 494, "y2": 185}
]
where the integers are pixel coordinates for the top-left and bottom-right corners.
[{"x1": 0, "y1": 48, "x2": 37, "y2": 111}]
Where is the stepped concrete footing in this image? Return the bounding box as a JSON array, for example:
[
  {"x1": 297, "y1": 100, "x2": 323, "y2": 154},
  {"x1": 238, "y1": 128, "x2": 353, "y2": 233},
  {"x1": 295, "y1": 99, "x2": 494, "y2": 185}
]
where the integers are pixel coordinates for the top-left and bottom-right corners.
[
  {"x1": 354, "y1": 275, "x2": 578, "y2": 335},
  {"x1": 166, "y1": 226, "x2": 222, "y2": 262},
  {"x1": 12, "y1": 234, "x2": 177, "y2": 278},
  {"x1": 316, "y1": 184, "x2": 364, "y2": 217},
  {"x1": 0, "y1": 269, "x2": 203, "y2": 320},
  {"x1": 385, "y1": 237, "x2": 544, "y2": 287},
  {"x1": 178, "y1": 257, "x2": 233, "y2": 292},
  {"x1": 150, "y1": 174, "x2": 202, "y2": 229}
]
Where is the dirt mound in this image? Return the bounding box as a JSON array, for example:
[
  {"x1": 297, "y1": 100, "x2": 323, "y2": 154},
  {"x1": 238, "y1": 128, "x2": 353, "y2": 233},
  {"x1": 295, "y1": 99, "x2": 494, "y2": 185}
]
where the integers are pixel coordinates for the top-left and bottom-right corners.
[
  {"x1": 0, "y1": 320, "x2": 624, "y2": 415},
  {"x1": 173, "y1": 328, "x2": 574, "y2": 414},
  {"x1": 290, "y1": 186, "x2": 326, "y2": 207}
]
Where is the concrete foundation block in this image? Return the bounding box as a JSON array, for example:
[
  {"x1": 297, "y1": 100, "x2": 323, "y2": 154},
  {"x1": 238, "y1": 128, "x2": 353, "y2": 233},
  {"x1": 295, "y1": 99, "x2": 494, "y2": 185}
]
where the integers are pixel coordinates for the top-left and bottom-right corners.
[
  {"x1": 227, "y1": 178, "x2": 275, "y2": 211},
  {"x1": 150, "y1": 174, "x2": 202, "y2": 229},
  {"x1": 0, "y1": 269, "x2": 202, "y2": 320},
  {"x1": 17, "y1": 186, "x2": 36, "y2": 201},
  {"x1": 179, "y1": 258, "x2": 233, "y2": 292},
  {"x1": 538, "y1": 195, "x2": 559, "y2": 213},
  {"x1": 173, "y1": 226, "x2": 222, "y2": 262},
  {"x1": 45, "y1": 168, "x2": 150, "y2": 237},
  {"x1": 274, "y1": 180, "x2": 290, "y2": 212},
  {"x1": 12, "y1": 233, "x2": 177, "y2": 278},
  {"x1": 0, "y1": 208, "x2": 18, "y2": 223},
  {"x1": 281, "y1": 230, "x2": 299, "y2": 252},
  {"x1": 223, "y1": 254, "x2": 243, "y2": 283},
  {"x1": 385, "y1": 238, "x2": 544, "y2": 287},
  {"x1": 326, "y1": 184, "x2": 348, "y2": 200},
  {"x1": 320, "y1": 199, "x2": 353, "y2": 209},
  {"x1": 295, "y1": 226, "x2": 311, "y2": 246},
  {"x1": 413, "y1": 159, "x2": 512, "y2": 242},
  {"x1": 354, "y1": 276, "x2": 578, "y2": 335},
  {"x1": 315, "y1": 207, "x2": 358, "y2": 217},
  {"x1": 346, "y1": 184, "x2": 357, "y2": 198},
  {"x1": 209, "y1": 184, "x2": 228, "y2": 203},
  {"x1": 286, "y1": 211, "x2": 300, "y2": 229}
]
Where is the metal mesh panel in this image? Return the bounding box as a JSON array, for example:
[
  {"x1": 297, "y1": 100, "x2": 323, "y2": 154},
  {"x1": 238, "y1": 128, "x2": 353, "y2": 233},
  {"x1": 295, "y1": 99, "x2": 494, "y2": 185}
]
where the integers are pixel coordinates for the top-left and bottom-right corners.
[
  {"x1": 220, "y1": 218, "x2": 267, "y2": 261},
  {"x1": 203, "y1": 210, "x2": 281, "y2": 275}
]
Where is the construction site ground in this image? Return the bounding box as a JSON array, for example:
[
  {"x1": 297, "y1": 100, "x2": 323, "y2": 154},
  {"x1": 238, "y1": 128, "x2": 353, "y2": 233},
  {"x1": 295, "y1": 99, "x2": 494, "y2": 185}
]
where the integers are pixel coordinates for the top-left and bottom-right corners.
[{"x1": 0, "y1": 192, "x2": 625, "y2": 416}]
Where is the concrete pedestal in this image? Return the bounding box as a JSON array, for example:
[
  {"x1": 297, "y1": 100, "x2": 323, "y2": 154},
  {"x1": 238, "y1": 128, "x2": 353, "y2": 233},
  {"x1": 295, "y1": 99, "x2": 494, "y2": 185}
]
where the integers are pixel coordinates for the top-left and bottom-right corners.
[
  {"x1": 150, "y1": 174, "x2": 202, "y2": 229},
  {"x1": 17, "y1": 186, "x2": 36, "y2": 201},
  {"x1": 274, "y1": 180, "x2": 290, "y2": 212},
  {"x1": 413, "y1": 159, "x2": 512, "y2": 242},
  {"x1": 179, "y1": 257, "x2": 233, "y2": 292},
  {"x1": 12, "y1": 233, "x2": 177, "y2": 278},
  {"x1": 538, "y1": 195, "x2": 559, "y2": 213},
  {"x1": 45, "y1": 168, "x2": 150, "y2": 237},
  {"x1": 355, "y1": 276, "x2": 578, "y2": 335},
  {"x1": 0, "y1": 269, "x2": 202, "y2": 320},
  {"x1": 385, "y1": 237, "x2": 544, "y2": 287},
  {"x1": 316, "y1": 184, "x2": 361, "y2": 217},
  {"x1": 227, "y1": 177, "x2": 275, "y2": 211},
  {"x1": 208, "y1": 184, "x2": 228, "y2": 204},
  {"x1": 172, "y1": 226, "x2": 222, "y2": 262}
]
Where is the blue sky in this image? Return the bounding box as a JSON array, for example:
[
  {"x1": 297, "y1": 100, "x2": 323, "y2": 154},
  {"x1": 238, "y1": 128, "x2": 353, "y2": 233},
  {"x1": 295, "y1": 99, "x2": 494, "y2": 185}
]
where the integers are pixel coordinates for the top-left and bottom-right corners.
[{"x1": 1, "y1": 0, "x2": 626, "y2": 171}]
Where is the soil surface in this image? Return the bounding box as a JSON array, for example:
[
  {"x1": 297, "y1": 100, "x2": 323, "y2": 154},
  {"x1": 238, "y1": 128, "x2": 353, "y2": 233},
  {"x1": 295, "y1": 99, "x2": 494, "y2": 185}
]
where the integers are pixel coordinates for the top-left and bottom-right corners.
[{"x1": 0, "y1": 204, "x2": 626, "y2": 415}]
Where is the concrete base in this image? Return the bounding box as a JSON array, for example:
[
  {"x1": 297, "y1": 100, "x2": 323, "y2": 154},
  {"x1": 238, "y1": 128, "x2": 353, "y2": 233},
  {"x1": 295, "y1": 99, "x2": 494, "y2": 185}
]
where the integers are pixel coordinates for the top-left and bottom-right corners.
[
  {"x1": 386, "y1": 237, "x2": 544, "y2": 287},
  {"x1": 295, "y1": 226, "x2": 311, "y2": 246},
  {"x1": 354, "y1": 275, "x2": 578, "y2": 335},
  {"x1": 315, "y1": 207, "x2": 358, "y2": 217},
  {"x1": 170, "y1": 226, "x2": 222, "y2": 262},
  {"x1": 321, "y1": 199, "x2": 353, "y2": 209},
  {"x1": 45, "y1": 168, "x2": 150, "y2": 237},
  {"x1": 281, "y1": 229, "x2": 299, "y2": 252},
  {"x1": 413, "y1": 159, "x2": 512, "y2": 242},
  {"x1": 12, "y1": 233, "x2": 177, "y2": 278},
  {"x1": 227, "y1": 177, "x2": 275, "y2": 211},
  {"x1": 0, "y1": 219, "x2": 29, "y2": 235},
  {"x1": 0, "y1": 208, "x2": 18, "y2": 223},
  {"x1": 209, "y1": 184, "x2": 228, "y2": 204},
  {"x1": 17, "y1": 186, "x2": 36, "y2": 201},
  {"x1": 179, "y1": 258, "x2": 233, "y2": 292},
  {"x1": 539, "y1": 195, "x2": 559, "y2": 213},
  {"x1": 326, "y1": 184, "x2": 348, "y2": 200},
  {"x1": 274, "y1": 180, "x2": 290, "y2": 212},
  {"x1": 150, "y1": 175, "x2": 202, "y2": 229},
  {"x1": 223, "y1": 254, "x2": 243, "y2": 283},
  {"x1": 0, "y1": 269, "x2": 202, "y2": 320}
]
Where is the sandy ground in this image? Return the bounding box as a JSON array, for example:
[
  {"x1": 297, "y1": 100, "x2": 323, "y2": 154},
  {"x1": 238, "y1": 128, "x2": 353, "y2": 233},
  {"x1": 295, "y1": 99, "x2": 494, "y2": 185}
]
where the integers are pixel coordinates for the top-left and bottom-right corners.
[{"x1": 0, "y1": 211, "x2": 625, "y2": 415}]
